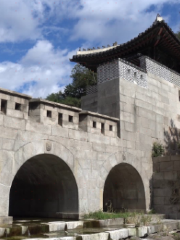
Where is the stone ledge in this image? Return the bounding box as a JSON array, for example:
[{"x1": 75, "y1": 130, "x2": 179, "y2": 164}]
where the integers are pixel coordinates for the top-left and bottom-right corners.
[
  {"x1": 0, "y1": 88, "x2": 31, "y2": 99},
  {"x1": 0, "y1": 216, "x2": 13, "y2": 224},
  {"x1": 79, "y1": 111, "x2": 119, "y2": 122}
]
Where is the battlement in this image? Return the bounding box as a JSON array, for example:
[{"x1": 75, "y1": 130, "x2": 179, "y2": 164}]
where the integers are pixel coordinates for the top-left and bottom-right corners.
[{"x1": 0, "y1": 90, "x2": 119, "y2": 138}]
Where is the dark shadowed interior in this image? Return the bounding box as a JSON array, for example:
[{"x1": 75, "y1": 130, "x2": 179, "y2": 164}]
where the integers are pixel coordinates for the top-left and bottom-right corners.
[
  {"x1": 103, "y1": 163, "x2": 146, "y2": 212},
  {"x1": 9, "y1": 154, "x2": 78, "y2": 219}
]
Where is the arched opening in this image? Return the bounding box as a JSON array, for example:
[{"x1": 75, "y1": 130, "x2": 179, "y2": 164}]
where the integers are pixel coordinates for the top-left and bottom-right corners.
[
  {"x1": 103, "y1": 163, "x2": 146, "y2": 212},
  {"x1": 9, "y1": 154, "x2": 78, "y2": 219}
]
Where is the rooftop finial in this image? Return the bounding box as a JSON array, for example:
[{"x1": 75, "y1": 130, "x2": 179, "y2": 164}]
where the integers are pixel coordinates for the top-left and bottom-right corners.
[{"x1": 156, "y1": 13, "x2": 163, "y2": 22}]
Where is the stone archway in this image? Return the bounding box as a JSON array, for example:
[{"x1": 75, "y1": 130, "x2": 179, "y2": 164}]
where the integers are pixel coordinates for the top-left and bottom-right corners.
[
  {"x1": 9, "y1": 153, "x2": 78, "y2": 218},
  {"x1": 4, "y1": 140, "x2": 79, "y2": 219},
  {"x1": 103, "y1": 163, "x2": 146, "y2": 212}
]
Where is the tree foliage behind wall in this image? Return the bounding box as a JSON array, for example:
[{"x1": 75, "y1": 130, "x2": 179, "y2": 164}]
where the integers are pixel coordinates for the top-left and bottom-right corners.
[{"x1": 46, "y1": 64, "x2": 97, "y2": 107}]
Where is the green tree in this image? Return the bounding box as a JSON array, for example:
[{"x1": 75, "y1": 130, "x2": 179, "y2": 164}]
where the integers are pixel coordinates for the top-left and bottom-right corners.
[
  {"x1": 46, "y1": 64, "x2": 97, "y2": 107},
  {"x1": 46, "y1": 91, "x2": 64, "y2": 103}
]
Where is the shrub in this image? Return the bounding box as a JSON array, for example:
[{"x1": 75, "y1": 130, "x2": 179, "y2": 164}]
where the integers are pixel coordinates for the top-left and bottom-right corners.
[
  {"x1": 83, "y1": 210, "x2": 132, "y2": 220},
  {"x1": 152, "y1": 142, "x2": 165, "y2": 157}
]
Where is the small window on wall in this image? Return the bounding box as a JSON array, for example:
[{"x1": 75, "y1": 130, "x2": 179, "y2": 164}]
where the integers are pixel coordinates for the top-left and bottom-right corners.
[
  {"x1": 47, "y1": 110, "x2": 52, "y2": 118},
  {"x1": 109, "y1": 125, "x2": 113, "y2": 131},
  {"x1": 15, "y1": 103, "x2": 21, "y2": 111},
  {"x1": 93, "y1": 121, "x2": 96, "y2": 128},
  {"x1": 179, "y1": 90, "x2": 180, "y2": 101},
  {"x1": 101, "y1": 123, "x2": 105, "y2": 134},
  {"x1": 69, "y1": 115, "x2": 73, "y2": 122},
  {"x1": 127, "y1": 69, "x2": 130, "y2": 74},
  {"x1": 134, "y1": 72, "x2": 137, "y2": 78},
  {"x1": 1, "y1": 99, "x2": 7, "y2": 114},
  {"x1": 58, "y1": 113, "x2": 63, "y2": 126}
]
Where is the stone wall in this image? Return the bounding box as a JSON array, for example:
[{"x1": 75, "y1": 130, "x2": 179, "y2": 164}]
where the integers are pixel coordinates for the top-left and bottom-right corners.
[
  {"x1": 153, "y1": 156, "x2": 180, "y2": 219},
  {"x1": 1, "y1": 55, "x2": 180, "y2": 221},
  {"x1": 81, "y1": 55, "x2": 180, "y2": 218},
  {"x1": 140, "y1": 56, "x2": 180, "y2": 88},
  {"x1": 97, "y1": 58, "x2": 147, "y2": 88}
]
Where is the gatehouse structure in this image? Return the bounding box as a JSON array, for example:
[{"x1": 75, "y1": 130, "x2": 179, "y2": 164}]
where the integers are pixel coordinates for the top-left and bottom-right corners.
[{"x1": 0, "y1": 14, "x2": 180, "y2": 223}]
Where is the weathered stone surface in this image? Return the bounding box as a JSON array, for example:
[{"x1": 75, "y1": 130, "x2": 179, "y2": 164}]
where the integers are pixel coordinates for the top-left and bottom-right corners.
[
  {"x1": 105, "y1": 229, "x2": 129, "y2": 240},
  {"x1": 137, "y1": 226, "x2": 148, "y2": 237},
  {"x1": 66, "y1": 221, "x2": 84, "y2": 230},
  {"x1": 43, "y1": 222, "x2": 66, "y2": 231},
  {"x1": 127, "y1": 228, "x2": 136, "y2": 237},
  {"x1": 1, "y1": 53, "x2": 180, "y2": 219},
  {"x1": 77, "y1": 232, "x2": 109, "y2": 240}
]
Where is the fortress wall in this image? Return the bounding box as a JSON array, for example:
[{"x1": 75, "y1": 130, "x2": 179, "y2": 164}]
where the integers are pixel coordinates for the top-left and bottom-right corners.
[
  {"x1": 0, "y1": 56, "x2": 180, "y2": 220},
  {"x1": 153, "y1": 156, "x2": 180, "y2": 219}
]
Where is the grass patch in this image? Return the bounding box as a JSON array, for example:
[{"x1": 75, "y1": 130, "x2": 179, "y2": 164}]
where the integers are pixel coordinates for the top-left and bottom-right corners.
[{"x1": 83, "y1": 210, "x2": 134, "y2": 220}]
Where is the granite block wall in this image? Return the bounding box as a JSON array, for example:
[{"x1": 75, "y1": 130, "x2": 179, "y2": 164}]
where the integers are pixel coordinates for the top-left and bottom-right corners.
[{"x1": 153, "y1": 156, "x2": 180, "y2": 219}]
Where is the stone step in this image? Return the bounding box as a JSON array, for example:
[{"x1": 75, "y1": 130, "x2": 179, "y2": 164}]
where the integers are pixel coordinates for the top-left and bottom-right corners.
[{"x1": 83, "y1": 218, "x2": 124, "y2": 228}]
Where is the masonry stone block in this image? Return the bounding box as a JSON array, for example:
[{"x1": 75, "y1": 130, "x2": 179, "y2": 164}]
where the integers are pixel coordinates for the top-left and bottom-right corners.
[
  {"x1": 163, "y1": 171, "x2": 177, "y2": 180},
  {"x1": 160, "y1": 161, "x2": 173, "y2": 171},
  {"x1": 0, "y1": 115, "x2": 3, "y2": 126},
  {"x1": 26, "y1": 121, "x2": 51, "y2": 135},
  {"x1": 66, "y1": 221, "x2": 83, "y2": 230},
  {"x1": 120, "y1": 111, "x2": 134, "y2": 123},
  {"x1": 77, "y1": 232, "x2": 109, "y2": 240},
  {"x1": 124, "y1": 122, "x2": 134, "y2": 132},
  {"x1": 92, "y1": 142, "x2": 106, "y2": 152},
  {"x1": 52, "y1": 125, "x2": 68, "y2": 138},
  {"x1": 69, "y1": 129, "x2": 88, "y2": 141},
  {"x1": 154, "y1": 197, "x2": 164, "y2": 205},
  {"x1": 0, "y1": 197, "x2": 9, "y2": 216},
  {"x1": 0, "y1": 93, "x2": 10, "y2": 100},
  {"x1": 3, "y1": 116, "x2": 25, "y2": 130},
  {"x1": 2, "y1": 139, "x2": 14, "y2": 151},
  {"x1": 106, "y1": 229, "x2": 129, "y2": 240},
  {"x1": 0, "y1": 170, "x2": 13, "y2": 186},
  {"x1": 88, "y1": 132, "x2": 110, "y2": 145},
  {"x1": 7, "y1": 109, "x2": 25, "y2": 119},
  {"x1": 137, "y1": 226, "x2": 148, "y2": 237}
]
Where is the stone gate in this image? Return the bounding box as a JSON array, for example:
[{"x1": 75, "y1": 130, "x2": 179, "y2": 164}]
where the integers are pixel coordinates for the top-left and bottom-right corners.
[{"x1": 0, "y1": 53, "x2": 180, "y2": 223}]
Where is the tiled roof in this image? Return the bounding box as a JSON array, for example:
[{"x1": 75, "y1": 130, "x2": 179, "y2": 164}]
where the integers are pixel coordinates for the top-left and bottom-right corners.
[{"x1": 70, "y1": 15, "x2": 180, "y2": 72}]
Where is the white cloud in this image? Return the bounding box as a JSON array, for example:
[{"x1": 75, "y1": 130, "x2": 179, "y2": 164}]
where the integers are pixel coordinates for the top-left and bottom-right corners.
[
  {"x1": 0, "y1": 40, "x2": 77, "y2": 98},
  {"x1": 70, "y1": 0, "x2": 180, "y2": 45},
  {"x1": 0, "y1": 0, "x2": 76, "y2": 42},
  {"x1": 0, "y1": 0, "x2": 179, "y2": 98},
  {"x1": 0, "y1": 0, "x2": 178, "y2": 44}
]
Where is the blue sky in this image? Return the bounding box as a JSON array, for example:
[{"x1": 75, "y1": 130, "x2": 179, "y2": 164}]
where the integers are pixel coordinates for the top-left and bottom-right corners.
[{"x1": 0, "y1": 0, "x2": 180, "y2": 98}]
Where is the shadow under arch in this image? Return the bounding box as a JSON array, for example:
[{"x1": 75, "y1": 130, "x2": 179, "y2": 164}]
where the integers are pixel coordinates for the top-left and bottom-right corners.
[
  {"x1": 103, "y1": 162, "x2": 146, "y2": 212},
  {"x1": 9, "y1": 153, "x2": 79, "y2": 219}
]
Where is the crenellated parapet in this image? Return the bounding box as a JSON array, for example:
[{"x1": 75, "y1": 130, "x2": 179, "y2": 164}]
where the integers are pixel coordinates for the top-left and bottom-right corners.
[{"x1": 0, "y1": 89, "x2": 119, "y2": 137}]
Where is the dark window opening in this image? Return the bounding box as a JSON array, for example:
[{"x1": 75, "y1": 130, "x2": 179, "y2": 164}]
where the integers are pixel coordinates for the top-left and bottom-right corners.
[
  {"x1": 47, "y1": 110, "x2": 52, "y2": 118},
  {"x1": 134, "y1": 72, "x2": 137, "y2": 78},
  {"x1": 101, "y1": 123, "x2": 105, "y2": 134},
  {"x1": 15, "y1": 103, "x2": 21, "y2": 111},
  {"x1": 109, "y1": 125, "x2": 113, "y2": 131},
  {"x1": 179, "y1": 90, "x2": 180, "y2": 101},
  {"x1": 69, "y1": 115, "x2": 73, "y2": 122},
  {"x1": 93, "y1": 121, "x2": 96, "y2": 128},
  {"x1": 58, "y1": 113, "x2": 63, "y2": 126},
  {"x1": 28, "y1": 102, "x2": 40, "y2": 116},
  {"x1": 29, "y1": 102, "x2": 39, "y2": 110},
  {"x1": 127, "y1": 69, "x2": 130, "y2": 74},
  {"x1": 1, "y1": 99, "x2": 7, "y2": 114},
  {"x1": 140, "y1": 75, "x2": 143, "y2": 79}
]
